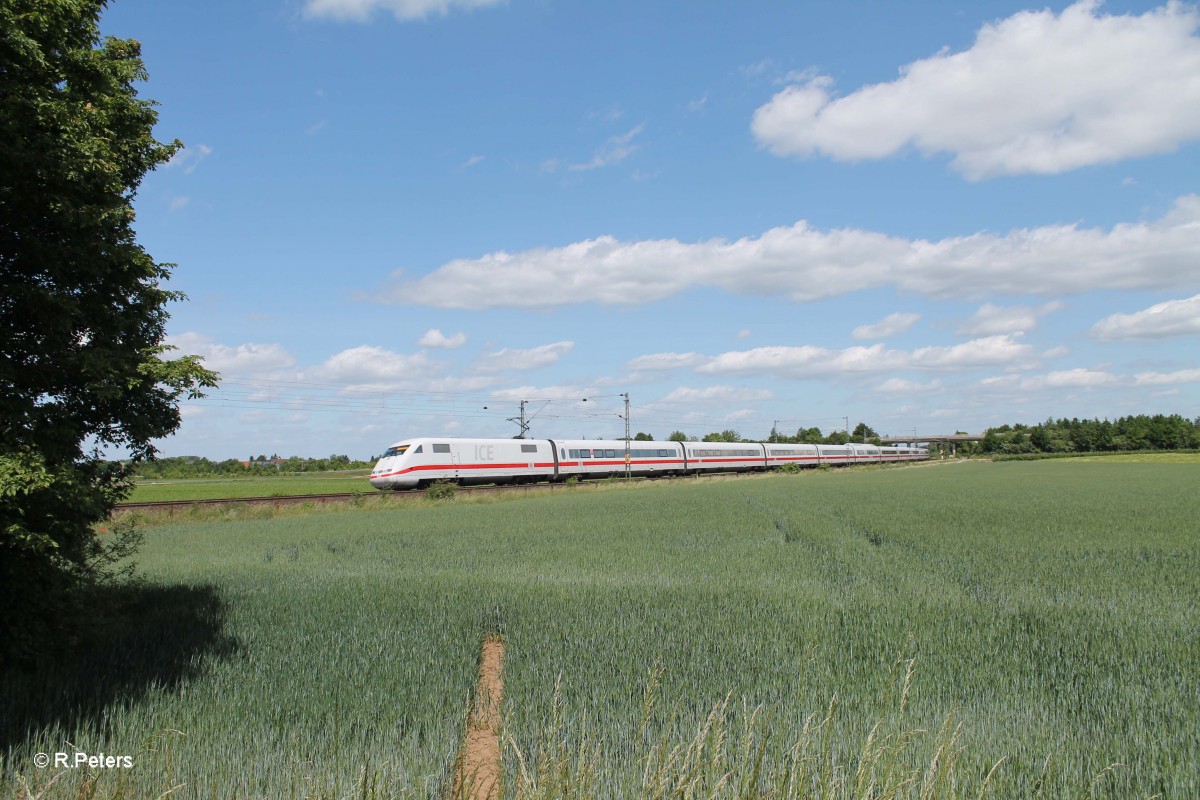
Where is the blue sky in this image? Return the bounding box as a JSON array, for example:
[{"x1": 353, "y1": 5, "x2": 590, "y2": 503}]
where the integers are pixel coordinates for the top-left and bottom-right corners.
[{"x1": 101, "y1": 0, "x2": 1200, "y2": 459}]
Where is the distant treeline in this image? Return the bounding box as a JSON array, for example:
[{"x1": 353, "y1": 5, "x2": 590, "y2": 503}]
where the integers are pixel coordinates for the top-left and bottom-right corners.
[
  {"x1": 132, "y1": 454, "x2": 375, "y2": 479},
  {"x1": 979, "y1": 414, "x2": 1200, "y2": 454},
  {"x1": 666, "y1": 414, "x2": 1200, "y2": 456},
  {"x1": 664, "y1": 422, "x2": 884, "y2": 445}
]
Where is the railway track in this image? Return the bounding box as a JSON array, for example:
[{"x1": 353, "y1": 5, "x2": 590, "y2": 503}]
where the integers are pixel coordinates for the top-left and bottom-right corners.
[{"x1": 112, "y1": 479, "x2": 601, "y2": 512}]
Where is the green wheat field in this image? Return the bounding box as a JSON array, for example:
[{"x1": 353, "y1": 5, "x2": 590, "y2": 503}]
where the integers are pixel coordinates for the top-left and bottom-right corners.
[
  {"x1": 3, "y1": 461, "x2": 1197, "y2": 799},
  {"x1": 126, "y1": 470, "x2": 374, "y2": 503}
]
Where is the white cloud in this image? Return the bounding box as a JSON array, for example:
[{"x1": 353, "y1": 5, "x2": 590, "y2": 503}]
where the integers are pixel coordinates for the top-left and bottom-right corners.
[
  {"x1": 164, "y1": 144, "x2": 212, "y2": 174},
  {"x1": 489, "y1": 385, "x2": 593, "y2": 401},
  {"x1": 978, "y1": 374, "x2": 1022, "y2": 389},
  {"x1": 909, "y1": 336, "x2": 1035, "y2": 370},
  {"x1": 752, "y1": 1, "x2": 1200, "y2": 179},
  {"x1": 1019, "y1": 368, "x2": 1118, "y2": 390},
  {"x1": 875, "y1": 377, "x2": 942, "y2": 394},
  {"x1": 656, "y1": 386, "x2": 774, "y2": 405},
  {"x1": 1090, "y1": 293, "x2": 1200, "y2": 340},
  {"x1": 169, "y1": 196, "x2": 190, "y2": 212},
  {"x1": 570, "y1": 124, "x2": 645, "y2": 171},
  {"x1": 684, "y1": 334, "x2": 1032, "y2": 380},
  {"x1": 974, "y1": 368, "x2": 1121, "y2": 392},
  {"x1": 379, "y1": 196, "x2": 1200, "y2": 308},
  {"x1": 418, "y1": 328, "x2": 467, "y2": 349},
  {"x1": 734, "y1": 329, "x2": 752, "y2": 339},
  {"x1": 167, "y1": 332, "x2": 296, "y2": 375},
  {"x1": 303, "y1": 0, "x2": 502, "y2": 22},
  {"x1": 460, "y1": 155, "x2": 485, "y2": 169},
  {"x1": 852, "y1": 312, "x2": 921, "y2": 340},
  {"x1": 626, "y1": 352, "x2": 710, "y2": 371},
  {"x1": 1134, "y1": 368, "x2": 1200, "y2": 386},
  {"x1": 958, "y1": 301, "x2": 1063, "y2": 336},
  {"x1": 475, "y1": 341, "x2": 574, "y2": 372},
  {"x1": 309, "y1": 345, "x2": 438, "y2": 389}
]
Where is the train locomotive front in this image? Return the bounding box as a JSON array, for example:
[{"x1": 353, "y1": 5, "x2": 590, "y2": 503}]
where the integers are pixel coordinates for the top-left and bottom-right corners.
[
  {"x1": 369, "y1": 440, "x2": 425, "y2": 489},
  {"x1": 370, "y1": 437, "x2": 561, "y2": 490}
]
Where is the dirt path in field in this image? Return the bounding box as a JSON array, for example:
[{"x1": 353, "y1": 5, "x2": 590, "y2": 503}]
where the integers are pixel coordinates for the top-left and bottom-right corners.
[{"x1": 450, "y1": 636, "x2": 505, "y2": 800}]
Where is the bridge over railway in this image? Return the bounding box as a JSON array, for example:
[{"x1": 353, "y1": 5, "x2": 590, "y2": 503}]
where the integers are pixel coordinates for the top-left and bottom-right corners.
[{"x1": 878, "y1": 433, "x2": 985, "y2": 456}]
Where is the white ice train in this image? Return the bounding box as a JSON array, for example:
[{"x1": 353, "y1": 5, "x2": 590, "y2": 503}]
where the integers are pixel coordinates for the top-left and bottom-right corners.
[{"x1": 368, "y1": 437, "x2": 929, "y2": 490}]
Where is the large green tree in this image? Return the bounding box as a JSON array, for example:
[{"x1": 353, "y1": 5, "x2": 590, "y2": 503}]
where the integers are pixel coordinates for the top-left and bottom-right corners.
[{"x1": 1, "y1": 0, "x2": 217, "y2": 663}]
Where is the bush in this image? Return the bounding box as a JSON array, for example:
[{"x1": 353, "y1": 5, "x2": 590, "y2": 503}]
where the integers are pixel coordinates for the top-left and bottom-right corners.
[{"x1": 425, "y1": 481, "x2": 458, "y2": 501}]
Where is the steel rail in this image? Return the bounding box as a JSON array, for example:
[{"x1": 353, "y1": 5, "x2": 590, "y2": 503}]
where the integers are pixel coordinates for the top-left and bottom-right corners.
[{"x1": 112, "y1": 480, "x2": 595, "y2": 512}]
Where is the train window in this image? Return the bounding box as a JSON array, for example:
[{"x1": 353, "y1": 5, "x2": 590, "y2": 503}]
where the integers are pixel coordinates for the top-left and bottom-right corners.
[
  {"x1": 383, "y1": 445, "x2": 409, "y2": 457},
  {"x1": 432, "y1": 444, "x2": 451, "y2": 454},
  {"x1": 605, "y1": 449, "x2": 616, "y2": 458},
  {"x1": 561, "y1": 449, "x2": 566, "y2": 458},
  {"x1": 413, "y1": 445, "x2": 422, "y2": 453},
  {"x1": 521, "y1": 444, "x2": 537, "y2": 453},
  {"x1": 580, "y1": 450, "x2": 591, "y2": 458}
]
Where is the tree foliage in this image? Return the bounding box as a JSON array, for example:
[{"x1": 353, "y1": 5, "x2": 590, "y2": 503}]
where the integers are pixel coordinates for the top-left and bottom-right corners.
[
  {"x1": 978, "y1": 415, "x2": 1200, "y2": 455},
  {"x1": 1, "y1": 0, "x2": 217, "y2": 664},
  {"x1": 131, "y1": 454, "x2": 374, "y2": 479},
  {"x1": 851, "y1": 422, "x2": 880, "y2": 443}
]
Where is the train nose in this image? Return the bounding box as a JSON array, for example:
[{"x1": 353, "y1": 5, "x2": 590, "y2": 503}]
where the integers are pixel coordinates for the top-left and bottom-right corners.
[{"x1": 369, "y1": 460, "x2": 392, "y2": 489}]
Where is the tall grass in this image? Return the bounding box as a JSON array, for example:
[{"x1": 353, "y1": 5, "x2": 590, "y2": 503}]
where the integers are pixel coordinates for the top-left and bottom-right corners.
[{"x1": 4, "y1": 462, "x2": 1196, "y2": 798}]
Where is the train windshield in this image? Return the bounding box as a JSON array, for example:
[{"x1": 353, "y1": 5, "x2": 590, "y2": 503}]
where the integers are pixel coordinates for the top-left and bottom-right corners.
[{"x1": 383, "y1": 445, "x2": 409, "y2": 457}]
